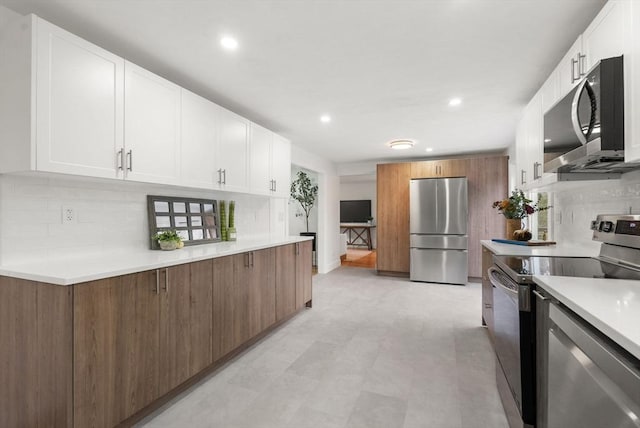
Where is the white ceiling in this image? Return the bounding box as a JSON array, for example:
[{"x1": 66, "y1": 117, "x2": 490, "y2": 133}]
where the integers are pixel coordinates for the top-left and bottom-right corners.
[{"x1": 1, "y1": 0, "x2": 607, "y2": 164}]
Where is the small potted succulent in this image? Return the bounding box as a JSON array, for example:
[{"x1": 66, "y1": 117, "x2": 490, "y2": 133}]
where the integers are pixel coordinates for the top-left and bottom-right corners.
[{"x1": 154, "y1": 230, "x2": 183, "y2": 250}]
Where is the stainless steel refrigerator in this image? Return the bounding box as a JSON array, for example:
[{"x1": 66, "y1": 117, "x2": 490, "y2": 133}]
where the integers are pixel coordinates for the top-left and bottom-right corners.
[{"x1": 409, "y1": 177, "x2": 468, "y2": 285}]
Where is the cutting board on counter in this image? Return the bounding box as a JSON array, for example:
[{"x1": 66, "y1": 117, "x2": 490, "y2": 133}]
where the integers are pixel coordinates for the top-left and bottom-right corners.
[{"x1": 491, "y1": 239, "x2": 556, "y2": 246}]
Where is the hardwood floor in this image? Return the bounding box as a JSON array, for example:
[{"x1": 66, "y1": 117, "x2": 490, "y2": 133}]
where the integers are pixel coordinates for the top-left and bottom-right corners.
[{"x1": 341, "y1": 248, "x2": 377, "y2": 269}]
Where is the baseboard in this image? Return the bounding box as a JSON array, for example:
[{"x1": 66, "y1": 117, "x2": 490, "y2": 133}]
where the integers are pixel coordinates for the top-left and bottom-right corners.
[{"x1": 468, "y1": 276, "x2": 482, "y2": 283}]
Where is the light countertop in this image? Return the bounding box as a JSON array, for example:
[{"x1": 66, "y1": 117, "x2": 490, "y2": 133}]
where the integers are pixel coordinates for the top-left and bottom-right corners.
[
  {"x1": 534, "y1": 275, "x2": 640, "y2": 360},
  {"x1": 0, "y1": 236, "x2": 313, "y2": 286},
  {"x1": 481, "y1": 240, "x2": 597, "y2": 258}
]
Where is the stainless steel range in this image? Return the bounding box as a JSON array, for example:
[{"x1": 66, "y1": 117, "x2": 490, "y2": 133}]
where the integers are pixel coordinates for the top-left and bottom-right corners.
[{"x1": 488, "y1": 214, "x2": 640, "y2": 428}]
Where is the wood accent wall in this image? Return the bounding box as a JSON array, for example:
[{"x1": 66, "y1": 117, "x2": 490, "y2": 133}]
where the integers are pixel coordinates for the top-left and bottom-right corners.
[{"x1": 376, "y1": 155, "x2": 508, "y2": 278}]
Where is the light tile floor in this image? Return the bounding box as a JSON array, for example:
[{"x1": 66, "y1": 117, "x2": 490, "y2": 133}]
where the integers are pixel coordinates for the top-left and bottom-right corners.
[{"x1": 138, "y1": 267, "x2": 508, "y2": 428}]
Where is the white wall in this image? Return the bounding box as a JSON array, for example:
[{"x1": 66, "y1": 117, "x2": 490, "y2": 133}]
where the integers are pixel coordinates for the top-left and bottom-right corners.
[
  {"x1": 291, "y1": 145, "x2": 340, "y2": 274},
  {"x1": 0, "y1": 173, "x2": 282, "y2": 265},
  {"x1": 339, "y1": 179, "x2": 377, "y2": 248},
  {"x1": 550, "y1": 170, "x2": 640, "y2": 251}
]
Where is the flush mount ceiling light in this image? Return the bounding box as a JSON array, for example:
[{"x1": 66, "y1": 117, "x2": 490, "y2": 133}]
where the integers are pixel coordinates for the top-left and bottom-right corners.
[
  {"x1": 448, "y1": 97, "x2": 462, "y2": 107},
  {"x1": 425, "y1": 147, "x2": 434, "y2": 152},
  {"x1": 220, "y1": 36, "x2": 238, "y2": 51},
  {"x1": 388, "y1": 139, "x2": 415, "y2": 150},
  {"x1": 320, "y1": 114, "x2": 331, "y2": 123}
]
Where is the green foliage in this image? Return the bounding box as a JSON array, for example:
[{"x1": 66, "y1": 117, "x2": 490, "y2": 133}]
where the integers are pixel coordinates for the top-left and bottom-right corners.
[
  {"x1": 290, "y1": 170, "x2": 318, "y2": 232},
  {"x1": 154, "y1": 229, "x2": 181, "y2": 243},
  {"x1": 492, "y1": 189, "x2": 550, "y2": 219}
]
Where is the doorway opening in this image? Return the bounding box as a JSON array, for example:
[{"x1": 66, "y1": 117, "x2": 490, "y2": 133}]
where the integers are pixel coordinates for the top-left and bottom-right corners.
[{"x1": 339, "y1": 174, "x2": 377, "y2": 269}]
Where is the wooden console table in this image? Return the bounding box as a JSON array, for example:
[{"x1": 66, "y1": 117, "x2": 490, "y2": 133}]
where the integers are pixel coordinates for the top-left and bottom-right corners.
[{"x1": 340, "y1": 223, "x2": 376, "y2": 250}]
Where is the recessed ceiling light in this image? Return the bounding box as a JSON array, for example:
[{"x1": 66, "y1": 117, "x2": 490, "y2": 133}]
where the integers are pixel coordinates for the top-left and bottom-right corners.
[
  {"x1": 320, "y1": 115, "x2": 331, "y2": 123},
  {"x1": 388, "y1": 139, "x2": 415, "y2": 150},
  {"x1": 448, "y1": 98, "x2": 462, "y2": 106},
  {"x1": 220, "y1": 36, "x2": 238, "y2": 51},
  {"x1": 544, "y1": 138, "x2": 552, "y2": 143},
  {"x1": 426, "y1": 147, "x2": 434, "y2": 152}
]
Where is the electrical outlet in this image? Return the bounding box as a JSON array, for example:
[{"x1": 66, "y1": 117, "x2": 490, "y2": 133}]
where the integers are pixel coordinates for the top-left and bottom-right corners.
[{"x1": 62, "y1": 206, "x2": 75, "y2": 224}]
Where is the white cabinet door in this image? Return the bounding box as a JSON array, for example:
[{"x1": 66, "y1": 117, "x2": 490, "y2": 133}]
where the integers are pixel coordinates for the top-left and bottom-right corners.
[
  {"x1": 249, "y1": 123, "x2": 272, "y2": 195},
  {"x1": 124, "y1": 61, "x2": 181, "y2": 184},
  {"x1": 527, "y1": 92, "x2": 544, "y2": 184},
  {"x1": 625, "y1": 0, "x2": 640, "y2": 163},
  {"x1": 583, "y1": 1, "x2": 628, "y2": 71},
  {"x1": 541, "y1": 69, "x2": 559, "y2": 114},
  {"x1": 35, "y1": 18, "x2": 124, "y2": 179},
  {"x1": 217, "y1": 108, "x2": 249, "y2": 192},
  {"x1": 271, "y1": 134, "x2": 291, "y2": 198},
  {"x1": 515, "y1": 114, "x2": 529, "y2": 188},
  {"x1": 181, "y1": 89, "x2": 218, "y2": 189},
  {"x1": 557, "y1": 36, "x2": 583, "y2": 98}
]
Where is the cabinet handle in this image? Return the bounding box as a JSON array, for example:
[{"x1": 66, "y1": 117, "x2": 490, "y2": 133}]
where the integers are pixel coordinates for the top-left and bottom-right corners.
[
  {"x1": 245, "y1": 253, "x2": 250, "y2": 268},
  {"x1": 533, "y1": 290, "x2": 549, "y2": 301},
  {"x1": 273, "y1": 180, "x2": 277, "y2": 192},
  {"x1": 217, "y1": 169, "x2": 222, "y2": 185},
  {"x1": 155, "y1": 270, "x2": 160, "y2": 294},
  {"x1": 163, "y1": 268, "x2": 169, "y2": 293},
  {"x1": 571, "y1": 57, "x2": 579, "y2": 83},
  {"x1": 533, "y1": 162, "x2": 541, "y2": 180},
  {"x1": 296, "y1": 243, "x2": 299, "y2": 255},
  {"x1": 521, "y1": 169, "x2": 526, "y2": 185},
  {"x1": 222, "y1": 169, "x2": 227, "y2": 185},
  {"x1": 578, "y1": 53, "x2": 586, "y2": 77},
  {"x1": 117, "y1": 149, "x2": 124, "y2": 171},
  {"x1": 250, "y1": 252, "x2": 254, "y2": 268},
  {"x1": 126, "y1": 150, "x2": 133, "y2": 171}
]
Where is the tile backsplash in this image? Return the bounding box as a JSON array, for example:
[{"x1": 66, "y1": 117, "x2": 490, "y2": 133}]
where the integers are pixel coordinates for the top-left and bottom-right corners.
[
  {"x1": 0, "y1": 173, "x2": 278, "y2": 265},
  {"x1": 551, "y1": 170, "x2": 640, "y2": 251}
]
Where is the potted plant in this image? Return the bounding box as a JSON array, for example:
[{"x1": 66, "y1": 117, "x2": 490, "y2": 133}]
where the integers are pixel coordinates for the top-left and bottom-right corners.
[
  {"x1": 154, "y1": 229, "x2": 183, "y2": 250},
  {"x1": 366, "y1": 216, "x2": 374, "y2": 225},
  {"x1": 492, "y1": 189, "x2": 550, "y2": 240},
  {"x1": 290, "y1": 170, "x2": 318, "y2": 233}
]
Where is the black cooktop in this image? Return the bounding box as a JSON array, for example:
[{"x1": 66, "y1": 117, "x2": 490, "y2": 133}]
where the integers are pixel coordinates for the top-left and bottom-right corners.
[{"x1": 494, "y1": 255, "x2": 640, "y2": 284}]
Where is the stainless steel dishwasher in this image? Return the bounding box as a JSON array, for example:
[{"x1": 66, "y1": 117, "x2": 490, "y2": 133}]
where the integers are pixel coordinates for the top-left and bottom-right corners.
[{"x1": 538, "y1": 294, "x2": 640, "y2": 428}]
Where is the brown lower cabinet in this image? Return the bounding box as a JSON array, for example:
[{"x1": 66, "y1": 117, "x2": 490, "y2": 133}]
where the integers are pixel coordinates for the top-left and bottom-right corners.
[
  {"x1": 0, "y1": 243, "x2": 312, "y2": 428},
  {"x1": 296, "y1": 241, "x2": 313, "y2": 306}
]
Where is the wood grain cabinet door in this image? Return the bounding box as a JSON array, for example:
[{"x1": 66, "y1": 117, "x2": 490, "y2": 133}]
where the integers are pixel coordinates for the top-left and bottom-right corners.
[
  {"x1": 159, "y1": 260, "x2": 213, "y2": 395},
  {"x1": 275, "y1": 244, "x2": 297, "y2": 320},
  {"x1": 296, "y1": 241, "x2": 313, "y2": 307},
  {"x1": 213, "y1": 254, "x2": 250, "y2": 358},
  {"x1": 376, "y1": 163, "x2": 411, "y2": 273},
  {"x1": 248, "y1": 248, "x2": 276, "y2": 338},
  {"x1": 74, "y1": 271, "x2": 161, "y2": 428}
]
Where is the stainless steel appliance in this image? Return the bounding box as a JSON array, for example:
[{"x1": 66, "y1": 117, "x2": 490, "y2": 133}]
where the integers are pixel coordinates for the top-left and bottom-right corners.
[
  {"x1": 491, "y1": 214, "x2": 640, "y2": 428},
  {"x1": 409, "y1": 177, "x2": 467, "y2": 285},
  {"x1": 543, "y1": 56, "x2": 640, "y2": 178}
]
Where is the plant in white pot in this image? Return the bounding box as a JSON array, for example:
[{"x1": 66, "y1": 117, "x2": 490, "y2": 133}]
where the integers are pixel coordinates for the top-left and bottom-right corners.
[{"x1": 154, "y1": 230, "x2": 183, "y2": 250}]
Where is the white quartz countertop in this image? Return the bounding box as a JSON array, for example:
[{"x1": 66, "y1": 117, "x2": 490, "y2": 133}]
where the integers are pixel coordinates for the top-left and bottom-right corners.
[
  {"x1": 0, "y1": 236, "x2": 313, "y2": 286},
  {"x1": 534, "y1": 275, "x2": 640, "y2": 360},
  {"x1": 481, "y1": 240, "x2": 597, "y2": 258}
]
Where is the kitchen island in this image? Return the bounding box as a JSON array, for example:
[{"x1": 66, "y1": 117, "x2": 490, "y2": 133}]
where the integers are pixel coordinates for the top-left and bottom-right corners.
[{"x1": 0, "y1": 237, "x2": 313, "y2": 428}]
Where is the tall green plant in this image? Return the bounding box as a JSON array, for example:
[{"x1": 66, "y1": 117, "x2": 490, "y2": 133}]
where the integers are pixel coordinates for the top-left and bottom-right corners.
[{"x1": 290, "y1": 170, "x2": 318, "y2": 232}]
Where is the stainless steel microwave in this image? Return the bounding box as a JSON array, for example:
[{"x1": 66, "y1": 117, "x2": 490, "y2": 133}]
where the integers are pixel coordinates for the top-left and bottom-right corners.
[{"x1": 543, "y1": 56, "x2": 625, "y2": 174}]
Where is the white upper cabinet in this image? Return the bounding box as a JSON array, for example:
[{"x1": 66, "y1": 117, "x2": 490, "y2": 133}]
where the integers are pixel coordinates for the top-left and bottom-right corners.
[
  {"x1": 249, "y1": 124, "x2": 292, "y2": 197},
  {"x1": 124, "y1": 61, "x2": 181, "y2": 185},
  {"x1": 541, "y1": 70, "x2": 559, "y2": 114},
  {"x1": 249, "y1": 123, "x2": 273, "y2": 195},
  {"x1": 583, "y1": 1, "x2": 628, "y2": 71},
  {"x1": 35, "y1": 18, "x2": 124, "y2": 179},
  {"x1": 557, "y1": 36, "x2": 584, "y2": 98},
  {"x1": 625, "y1": 0, "x2": 640, "y2": 163},
  {"x1": 0, "y1": 15, "x2": 127, "y2": 178},
  {"x1": 270, "y1": 134, "x2": 291, "y2": 198},
  {"x1": 515, "y1": 92, "x2": 543, "y2": 188},
  {"x1": 180, "y1": 89, "x2": 219, "y2": 189},
  {"x1": 217, "y1": 108, "x2": 249, "y2": 192}
]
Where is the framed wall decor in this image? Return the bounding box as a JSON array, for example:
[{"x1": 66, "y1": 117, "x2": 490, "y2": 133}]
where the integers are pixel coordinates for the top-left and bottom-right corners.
[{"x1": 147, "y1": 195, "x2": 221, "y2": 249}]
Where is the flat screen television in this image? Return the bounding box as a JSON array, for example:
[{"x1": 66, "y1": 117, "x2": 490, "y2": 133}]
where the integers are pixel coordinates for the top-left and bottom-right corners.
[{"x1": 340, "y1": 200, "x2": 371, "y2": 223}]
